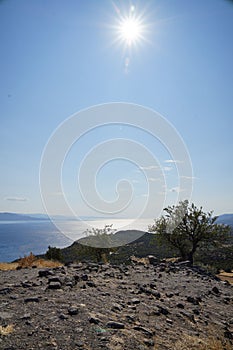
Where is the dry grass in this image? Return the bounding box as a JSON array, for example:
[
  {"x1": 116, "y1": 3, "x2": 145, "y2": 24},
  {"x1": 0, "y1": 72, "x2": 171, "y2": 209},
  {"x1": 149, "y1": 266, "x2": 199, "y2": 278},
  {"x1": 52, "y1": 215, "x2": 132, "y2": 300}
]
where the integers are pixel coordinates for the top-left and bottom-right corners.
[
  {"x1": 160, "y1": 334, "x2": 232, "y2": 350},
  {"x1": 130, "y1": 255, "x2": 149, "y2": 265},
  {"x1": 0, "y1": 262, "x2": 19, "y2": 271},
  {"x1": 0, "y1": 252, "x2": 62, "y2": 271},
  {"x1": 217, "y1": 270, "x2": 233, "y2": 285},
  {"x1": 0, "y1": 324, "x2": 14, "y2": 336}
]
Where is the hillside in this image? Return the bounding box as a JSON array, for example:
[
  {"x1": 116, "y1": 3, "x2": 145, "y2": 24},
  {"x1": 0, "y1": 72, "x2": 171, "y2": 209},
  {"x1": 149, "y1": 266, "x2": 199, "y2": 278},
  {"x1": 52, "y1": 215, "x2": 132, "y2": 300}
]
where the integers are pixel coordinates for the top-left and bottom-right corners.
[
  {"x1": 47, "y1": 229, "x2": 233, "y2": 273},
  {"x1": 0, "y1": 212, "x2": 46, "y2": 221},
  {"x1": 217, "y1": 214, "x2": 233, "y2": 228},
  {"x1": 0, "y1": 260, "x2": 232, "y2": 349}
]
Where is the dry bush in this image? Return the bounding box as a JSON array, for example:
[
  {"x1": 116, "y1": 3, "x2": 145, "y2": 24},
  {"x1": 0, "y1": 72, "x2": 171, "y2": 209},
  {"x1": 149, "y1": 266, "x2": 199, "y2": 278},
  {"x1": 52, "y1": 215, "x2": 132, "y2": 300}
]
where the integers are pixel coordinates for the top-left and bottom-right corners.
[
  {"x1": 0, "y1": 324, "x2": 14, "y2": 335},
  {"x1": 17, "y1": 252, "x2": 37, "y2": 268}
]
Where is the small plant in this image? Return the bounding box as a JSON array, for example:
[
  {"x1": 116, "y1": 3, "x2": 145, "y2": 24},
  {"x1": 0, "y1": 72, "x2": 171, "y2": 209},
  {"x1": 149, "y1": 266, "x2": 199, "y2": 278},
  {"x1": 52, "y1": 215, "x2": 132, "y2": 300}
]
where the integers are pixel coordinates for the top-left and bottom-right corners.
[
  {"x1": 17, "y1": 252, "x2": 37, "y2": 268},
  {"x1": 82, "y1": 224, "x2": 117, "y2": 263},
  {"x1": 45, "y1": 246, "x2": 64, "y2": 262}
]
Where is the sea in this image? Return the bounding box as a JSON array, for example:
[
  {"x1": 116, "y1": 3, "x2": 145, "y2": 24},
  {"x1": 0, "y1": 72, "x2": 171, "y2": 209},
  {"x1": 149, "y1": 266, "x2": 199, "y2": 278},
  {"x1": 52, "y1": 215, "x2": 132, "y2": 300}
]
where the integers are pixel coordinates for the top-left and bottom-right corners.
[{"x1": 0, "y1": 218, "x2": 150, "y2": 262}]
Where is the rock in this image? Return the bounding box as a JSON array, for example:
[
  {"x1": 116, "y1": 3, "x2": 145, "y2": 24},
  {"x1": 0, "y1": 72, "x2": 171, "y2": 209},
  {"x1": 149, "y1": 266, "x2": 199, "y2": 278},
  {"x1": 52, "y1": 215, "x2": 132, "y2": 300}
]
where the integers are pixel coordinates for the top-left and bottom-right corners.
[
  {"x1": 89, "y1": 316, "x2": 100, "y2": 324},
  {"x1": 111, "y1": 303, "x2": 122, "y2": 312},
  {"x1": 24, "y1": 297, "x2": 40, "y2": 303},
  {"x1": 133, "y1": 326, "x2": 154, "y2": 337},
  {"x1": 20, "y1": 313, "x2": 31, "y2": 320},
  {"x1": 21, "y1": 281, "x2": 32, "y2": 288},
  {"x1": 186, "y1": 296, "x2": 200, "y2": 305},
  {"x1": 148, "y1": 255, "x2": 158, "y2": 265},
  {"x1": 59, "y1": 313, "x2": 68, "y2": 320},
  {"x1": 106, "y1": 321, "x2": 125, "y2": 329},
  {"x1": 166, "y1": 318, "x2": 173, "y2": 324},
  {"x1": 224, "y1": 329, "x2": 233, "y2": 339},
  {"x1": 86, "y1": 281, "x2": 96, "y2": 287},
  {"x1": 157, "y1": 305, "x2": 169, "y2": 315},
  {"x1": 48, "y1": 281, "x2": 62, "y2": 289},
  {"x1": 81, "y1": 274, "x2": 88, "y2": 281},
  {"x1": 131, "y1": 298, "x2": 140, "y2": 304},
  {"x1": 125, "y1": 314, "x2": 136, "y2": 323},
  {"x1": 193, "y1": 308, "x2": 200, "y2": 315},
  {"x1": 166, "y1": 292, "x2": 174, "y2": 298},
  {"x1": 177, "y1": 303, "x2": 185, "y2": 309},
  {"x1": 68, "y1": 306, "x2": 79, "y2": 316},
  {"x1": 38, "y1": 269, "x2": 54, "y2": 278},
  {"x1": 0, "y1": 287, "x2": 12, "y2": 295},
  {"x1": 212, "y1": 286, "x2": 220, "y2": 295}
]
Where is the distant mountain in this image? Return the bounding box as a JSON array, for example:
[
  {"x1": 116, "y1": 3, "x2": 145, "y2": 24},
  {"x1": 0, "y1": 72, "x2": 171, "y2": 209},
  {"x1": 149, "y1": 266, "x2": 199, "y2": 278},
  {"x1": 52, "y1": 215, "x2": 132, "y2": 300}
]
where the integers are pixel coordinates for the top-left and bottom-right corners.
[
  {"x1": 0, "y1": 212, "x2": 47, "y2": 221},
  {"x1": 216, "y1": 214, "x2": 233, "y2": 228}
]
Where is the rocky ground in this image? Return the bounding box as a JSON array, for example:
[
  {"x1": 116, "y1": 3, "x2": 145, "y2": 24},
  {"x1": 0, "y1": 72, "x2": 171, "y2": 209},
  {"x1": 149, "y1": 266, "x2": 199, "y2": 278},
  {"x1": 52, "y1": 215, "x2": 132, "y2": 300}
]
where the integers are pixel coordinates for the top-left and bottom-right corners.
[{"x1": 0, "y1": 259, "x2": 233, "y2": 350}]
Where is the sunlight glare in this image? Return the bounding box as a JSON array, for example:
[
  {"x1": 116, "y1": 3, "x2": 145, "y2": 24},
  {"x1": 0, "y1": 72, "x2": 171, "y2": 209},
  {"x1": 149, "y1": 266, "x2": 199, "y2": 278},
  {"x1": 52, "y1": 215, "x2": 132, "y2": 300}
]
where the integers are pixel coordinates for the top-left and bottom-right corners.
[{"x1": 119, "y1": 17, "x2": 142, "y2": 46}]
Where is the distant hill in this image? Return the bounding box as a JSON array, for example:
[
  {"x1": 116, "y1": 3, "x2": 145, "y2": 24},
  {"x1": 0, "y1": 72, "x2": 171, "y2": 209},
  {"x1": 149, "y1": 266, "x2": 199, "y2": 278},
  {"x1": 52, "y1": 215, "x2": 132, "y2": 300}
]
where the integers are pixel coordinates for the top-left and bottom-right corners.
[
  {"x1": 0, "y1": 212, "x2": 47, "y2": 221},
  {"x1": 47, "y1": 225, "x2": 233, "y2": 272},
  {"x1": 51, "y1": 230, "x2": 178, "y2": 264},
  {"x1": 216, "y1": 214, "x2": 233, "y2": 227}
]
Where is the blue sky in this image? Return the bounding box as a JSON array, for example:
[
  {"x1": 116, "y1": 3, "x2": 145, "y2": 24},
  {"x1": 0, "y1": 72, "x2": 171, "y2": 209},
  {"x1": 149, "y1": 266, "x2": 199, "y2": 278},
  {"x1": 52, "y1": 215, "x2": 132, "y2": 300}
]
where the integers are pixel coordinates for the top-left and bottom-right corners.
[{"x1": 0, "y1": 0, "x2": 233, "y2": 218}]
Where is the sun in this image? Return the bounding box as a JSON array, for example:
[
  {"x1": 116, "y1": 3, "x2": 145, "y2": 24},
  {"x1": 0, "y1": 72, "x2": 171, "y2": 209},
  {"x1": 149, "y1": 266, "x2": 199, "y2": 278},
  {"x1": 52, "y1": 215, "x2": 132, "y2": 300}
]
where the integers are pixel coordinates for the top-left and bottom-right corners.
[{"x1": 118, "y1": 17, "x2": 143, "y2": 46}]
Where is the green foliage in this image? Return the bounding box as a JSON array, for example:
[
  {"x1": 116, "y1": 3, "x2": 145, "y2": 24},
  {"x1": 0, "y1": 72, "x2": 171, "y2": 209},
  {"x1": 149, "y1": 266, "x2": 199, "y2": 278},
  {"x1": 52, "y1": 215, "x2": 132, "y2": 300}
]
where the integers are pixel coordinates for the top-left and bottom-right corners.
[
  {"x1": 81, "y1": 224, "x2": 117, "y2": 263},
  {"x1": 148, "y1": 200, "x2": 231, "y2": 265},
  {"x1": 45, "y1": 245, "x2": 64, "y2": 262}
]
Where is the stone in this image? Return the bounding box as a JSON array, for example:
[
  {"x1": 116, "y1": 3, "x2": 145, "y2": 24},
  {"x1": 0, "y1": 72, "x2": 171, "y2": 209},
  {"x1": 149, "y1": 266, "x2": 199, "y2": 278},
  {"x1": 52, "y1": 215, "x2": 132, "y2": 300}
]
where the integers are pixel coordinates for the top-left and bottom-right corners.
[
  {"x1": 24, "y1": 297, "x2": 40, "y2": 303},
  {"x1": 111, "y1": 303, "x2": 122, "y2": 312},
  {"x1": 48, "y1": 281, "x2": 62, "y2": 289},
  {"x1": 38, "y1": 269, "x2": 54, "y2": 278},
  {"x1": 106, "y1": 321, "x2": 125, "y2": 329},
  {"x1": 133, "y1": 326, "x2": 154, "y2": 337},
  {"x1": 0, "y1": 288, "x2": 12, "y2": 295},
  {"x1": 131, "y1": 298, "x2": 140, "y2": 304},
  {"x1": 81, "y1": 274, "x2": 88, "y2": 281},
  {"x1": 148, "y1": 255, "x2": 158, "y2": 265},
  {"x1": 166, "y1": 318, "x2": 173, "y2": 324},
  {"x1": 68, "y1": 307, "x2": 79, "y2": 315},
  {"x1": 186, "y1": 296, "x2": 200, "y2": 305},
  {"x1": 212, "y1": 286, "x2": 220, "y2": 295},
  {"x1": 157, "y1": 305, "x2": 169, "y2": 315},
  {"x1": 89, "y1": 316, "x2": 100, "y2": 324},
  {"x1": 20, "y1": 313, "x2": 31, "y2": 320},
  {"x1": 59, "y1": 313, "x2": 68, "y2": 320},
  {"x1": 86, "y1": 281, "x2": 96, "y2": 287}
]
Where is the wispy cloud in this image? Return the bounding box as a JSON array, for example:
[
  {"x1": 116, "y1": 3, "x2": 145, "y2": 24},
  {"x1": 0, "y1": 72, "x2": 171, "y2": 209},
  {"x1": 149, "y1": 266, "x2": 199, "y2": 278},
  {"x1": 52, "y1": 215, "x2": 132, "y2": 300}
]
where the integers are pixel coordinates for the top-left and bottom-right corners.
[
  {"x1": 139, "y1": 165, "x2": 159, "y2": 171},
  {"x1": 163, "y1": 166, "x2": 172, "y2": 172},
  {"x1": 180, "y1": 176, "x2": 198, "y2": 180},
  {"x1": 148, "y1": 177, "x2": 161, "y2": 182},
  {"x1": 168, "y1": 187, "x2": 185, "y2": 193},
  {"x1": 5, "y1": 197, "x2": 28, "y2": 202},
  {"x1": 164, "y1": 159, "x2": 183, "y2": 164}
]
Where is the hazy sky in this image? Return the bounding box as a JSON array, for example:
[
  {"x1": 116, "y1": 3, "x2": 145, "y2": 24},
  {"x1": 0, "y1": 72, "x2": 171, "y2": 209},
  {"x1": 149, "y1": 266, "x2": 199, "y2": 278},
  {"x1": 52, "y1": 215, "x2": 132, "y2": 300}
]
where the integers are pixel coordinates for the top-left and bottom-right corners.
[{"x1": 0, "y1": 0, "x2": 233, "y2": 218}]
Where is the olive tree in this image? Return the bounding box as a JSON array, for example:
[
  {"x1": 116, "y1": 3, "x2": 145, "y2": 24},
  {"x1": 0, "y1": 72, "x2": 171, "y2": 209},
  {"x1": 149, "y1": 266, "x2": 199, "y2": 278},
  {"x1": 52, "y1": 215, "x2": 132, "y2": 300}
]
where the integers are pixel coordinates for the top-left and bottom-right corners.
[
  {"x1": 82, "y1": 224, "x2": 117, "y2": 263},
  {"x1": 148, "y1": 200, "x2": 230, "y2": 265}
]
